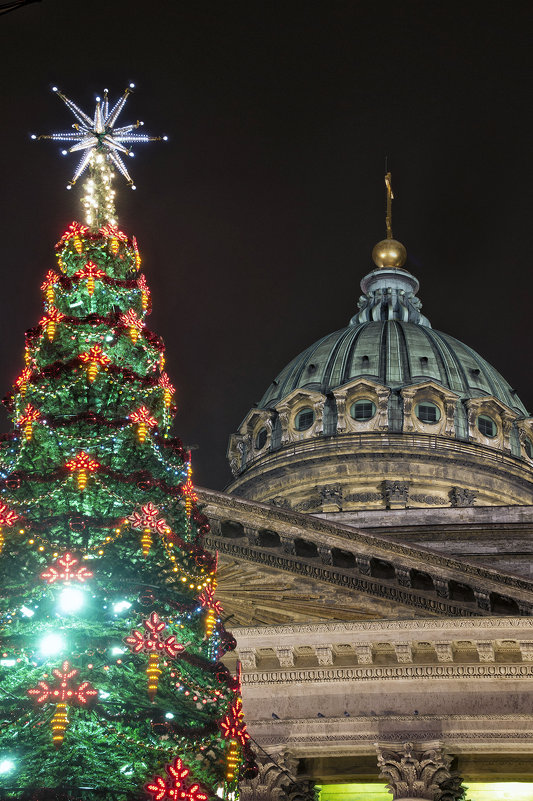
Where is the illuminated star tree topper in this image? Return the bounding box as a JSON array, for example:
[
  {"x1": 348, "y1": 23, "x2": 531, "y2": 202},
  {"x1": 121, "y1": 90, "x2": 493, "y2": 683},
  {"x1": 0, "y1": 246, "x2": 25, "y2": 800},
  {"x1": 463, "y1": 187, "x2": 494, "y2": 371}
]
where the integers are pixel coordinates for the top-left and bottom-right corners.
[{"x1": 32, "y1": 84, "x2": 168, "y2": 229}]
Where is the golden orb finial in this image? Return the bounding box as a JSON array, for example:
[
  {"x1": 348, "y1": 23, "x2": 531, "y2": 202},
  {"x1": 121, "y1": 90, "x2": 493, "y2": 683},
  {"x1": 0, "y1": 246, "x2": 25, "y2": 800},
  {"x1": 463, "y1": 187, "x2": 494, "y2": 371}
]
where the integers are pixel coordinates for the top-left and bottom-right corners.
[{"x1": 372, "y1": 171, "x2": 407, "y2": 269}]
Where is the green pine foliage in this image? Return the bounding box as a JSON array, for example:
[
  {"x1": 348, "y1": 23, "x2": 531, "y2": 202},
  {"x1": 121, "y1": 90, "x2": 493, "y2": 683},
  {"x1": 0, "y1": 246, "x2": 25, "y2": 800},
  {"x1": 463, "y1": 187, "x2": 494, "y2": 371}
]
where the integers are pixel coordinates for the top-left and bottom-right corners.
[{"x1": 0, "y1": 222, "x2": 254, "y2": 799}]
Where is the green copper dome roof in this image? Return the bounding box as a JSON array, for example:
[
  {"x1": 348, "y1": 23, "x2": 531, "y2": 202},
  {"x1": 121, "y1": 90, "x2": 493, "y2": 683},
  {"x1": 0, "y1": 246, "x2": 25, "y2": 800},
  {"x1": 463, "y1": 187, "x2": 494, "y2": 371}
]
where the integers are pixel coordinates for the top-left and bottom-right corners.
[{"x1": 259, "y1": 267, "x2": 528, "y2": 416}]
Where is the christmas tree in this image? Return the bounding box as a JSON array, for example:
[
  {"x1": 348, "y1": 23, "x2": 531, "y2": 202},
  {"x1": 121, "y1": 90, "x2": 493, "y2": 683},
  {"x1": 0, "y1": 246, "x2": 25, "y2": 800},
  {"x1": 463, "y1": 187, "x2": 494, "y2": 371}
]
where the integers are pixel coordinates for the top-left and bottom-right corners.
[{"x1": 0, "y1": 86, "x2": 255, "y2": 800}]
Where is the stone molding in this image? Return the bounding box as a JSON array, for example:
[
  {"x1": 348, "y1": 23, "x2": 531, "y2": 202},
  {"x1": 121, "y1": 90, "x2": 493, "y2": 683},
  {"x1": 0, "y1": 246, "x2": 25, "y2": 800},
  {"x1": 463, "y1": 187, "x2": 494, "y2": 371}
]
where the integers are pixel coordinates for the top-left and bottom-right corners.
[
  {"x1": 241, "y1": 662, "x2": 533, "y2": 686},
  {"x1": 248, "y1": 714, "x2": 533, "y2": 752}
]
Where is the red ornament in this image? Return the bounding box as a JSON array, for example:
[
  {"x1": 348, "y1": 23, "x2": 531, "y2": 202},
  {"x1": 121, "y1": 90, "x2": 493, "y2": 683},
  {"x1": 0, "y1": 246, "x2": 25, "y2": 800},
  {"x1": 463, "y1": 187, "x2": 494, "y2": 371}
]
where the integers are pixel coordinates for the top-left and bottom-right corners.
[
  {"x1": 145, "y1": 757, "x2": 208, "y2": 801},
  {"x1": 39, "y1": 307, "x2": 65, "y2": 341},
  {"x1": 127, "y1": 502, "x2": 169, "y2": 556},
  {"x1": 120, "y1": 309, "x2": 144, "y2": 343},
  {"x1": 28, "y1": 660, "x2": 98, "y2": 747},
  {"x1": 41, "y1": 552, "x2": 93, "y2": 584},
  {"x1": 65, "y1": 451, "x2": 100, "y2": 491},
  {"x1": 124, "y1": 612, "x2": 185, "y2": 699},
  {"x1": 129, "y1": 406, "x2": 158, "y2": 442},
  {"x1": 182, "y1": 463, "x2": 198, "y2": 519},
  {"x1": 19, "y1": 404, "x2": 41, "y2": 441},
  {"x1": 41, "y1": 270, "x2": 60, "y2": 305},
  {"x1": 159, "y1": 373, "x2": 176, "y2": 409},
  {"x1": 57, "y1": 222, "x2": 89, "y2": 252},
  {"x1": 220, "y1": 697, "x2": 249, "y2": 746},
  {"x1": 0, "y1": 502, "x2": 20, "y2": 528},
  {"x1": 74, "y1": 261, "x2": 106, "y2": 296},
  {"x1": 137, "y1": 274, "x2": 151, "y2": 311},
  {"x1": 15, "y1": 367, "x2": 32, "y2": 396},
  {"x1": 79, "y1": 345, "x2": 111, "y2": 382}
]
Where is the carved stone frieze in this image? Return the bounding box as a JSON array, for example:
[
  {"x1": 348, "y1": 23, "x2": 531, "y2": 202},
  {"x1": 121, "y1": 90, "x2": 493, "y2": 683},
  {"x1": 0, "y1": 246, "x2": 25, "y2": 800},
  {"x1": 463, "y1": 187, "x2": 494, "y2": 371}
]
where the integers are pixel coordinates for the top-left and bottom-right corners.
[
  {"x1": 318, "y1": 484, "x2": 343, "y2": 511},
  {"x1": 449, "y1": 487, "x2": 476, "y2": 508},
  {"x1": 384, "y1": 480, "x2": 410, "y2": 509},
  {"x1": 314, "y1": 646, "x2": 334, "y2": 665}
]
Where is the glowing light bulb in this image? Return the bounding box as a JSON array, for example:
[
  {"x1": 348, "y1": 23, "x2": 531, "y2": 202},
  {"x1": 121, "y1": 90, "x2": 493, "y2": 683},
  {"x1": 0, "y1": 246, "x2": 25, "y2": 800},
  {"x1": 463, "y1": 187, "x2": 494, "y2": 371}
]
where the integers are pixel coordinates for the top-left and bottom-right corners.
[
  {"x1": 165, "y1": 712, "x2": 175, "y2": 720},
  {"x1": 40, "y1": 633, "x2": 65, "y2": 656},
  {"x1": 99, "y1": 690, "x2": 110, "y2": 699},
  {"x1": 0, "y1": 759, "x2": 15, "y2": 774},
  {"x1": 52, "y1": 86, "x2": 58, "y2": 92},
  {"x1": 58, "y1": 587, "x2": 85, "y2": 613},
  {"x1": 30, "y1": 134, "x2": 37, "y2": 140},
  {"x1": 20, "y1": 605, "x2": 34, "y2": 617},
  {"x1": 111, "y1": 647, "x2": 125, "y2": 656},
  {"x1": 163, "y1": 135, "x2": 168, "y2": 141},
  {"x1": 129, "y1": 82, "x2": 135, "y2": 89},
  {"x1": 113, "y1": 600, "x2": 132, "y2": 614}
]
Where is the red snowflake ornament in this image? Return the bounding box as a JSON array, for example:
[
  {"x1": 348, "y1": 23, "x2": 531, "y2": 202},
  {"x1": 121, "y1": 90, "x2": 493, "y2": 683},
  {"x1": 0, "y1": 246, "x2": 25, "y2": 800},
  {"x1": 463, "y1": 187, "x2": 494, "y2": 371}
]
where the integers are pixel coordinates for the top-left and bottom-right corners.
[
  {"x1": 41, "y1": 552, "x2": 93, "y2": 584},
  {"x1": 74, "y1": 261, "x2": 107, "y2": 295},
  {"x1": 127, "y1": 502, "x2": 169, "y2": 556},
  {"x1": 145, "y1": 757, "x2": 208, "y2": 801},
  {"x1": 28, "y1": 660, "x2": 98, "y2": 747},
  {"x1": 124, "y1": 612, "x2": 185, "y2": 700},
  {"x1": 220, "y1": 697, "x2": 249, "y2": 746}
]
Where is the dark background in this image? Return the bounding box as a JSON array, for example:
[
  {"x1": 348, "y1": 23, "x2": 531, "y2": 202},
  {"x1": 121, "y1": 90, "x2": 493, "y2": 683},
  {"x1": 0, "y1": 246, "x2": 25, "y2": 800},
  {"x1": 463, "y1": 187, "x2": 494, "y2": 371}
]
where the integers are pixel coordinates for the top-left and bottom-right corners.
[{"x1": 1, "y1": 0, "x2": 532, "y2": 489}]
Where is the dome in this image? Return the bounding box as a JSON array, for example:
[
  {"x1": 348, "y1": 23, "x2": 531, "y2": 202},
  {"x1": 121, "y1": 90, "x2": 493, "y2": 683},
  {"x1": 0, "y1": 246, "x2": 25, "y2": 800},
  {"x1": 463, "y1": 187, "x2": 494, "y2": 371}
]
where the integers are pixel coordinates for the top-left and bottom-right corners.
[
  {"x1": 258, "y1": 320, "x2": 527, "y2": 415},
  {"x1": 227, "y1": 259, "x2": 533, "y2": 513}
]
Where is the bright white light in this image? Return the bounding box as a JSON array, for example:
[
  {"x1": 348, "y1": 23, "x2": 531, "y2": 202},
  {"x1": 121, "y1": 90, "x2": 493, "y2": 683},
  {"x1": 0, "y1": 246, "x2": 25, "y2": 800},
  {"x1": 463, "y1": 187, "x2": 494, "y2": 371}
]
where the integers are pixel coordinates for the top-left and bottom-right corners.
[
  {"x1": 105, "y1": 334, "x2": 114, "y2": 343},
  {"x1": 131, "y1": 185, "x2": 136, "y2": 191},
  {"x1": 163, "y1": 136, "x2": 168, "y2": 141},
  {"x1": 113, "y1": 600, "x2": 132, "y2": 614},
  {"x1": 129, "y1": 83, "x2": 135, "y2": 89},
  {"x1": 96, "y1": 96, "x2": 101, "y2": 102},
  {"x1": 111, "y1": 647, "x2": 125, "y2": 656},
  {"x1": 0, "y1": 759, "x2": 15, "y2": 774},
  {"x1": 30, "y1": 134, "x2": 37, "y2": 140},
  {"x1": 40, "y1": 633, "x2": 65, "y2": 656},
  {"x1": 58, "y1": 587, "x2": 85, "y2": 614},
  {"x1": 20, "y1": 605, "x2": 34, "y2": 617},
  {"x1": 61, "y1": 150, "x2": 68, "y2": 156},
  {"x1": 0, "y1": 659, "x2": 16, "y2": 667},
  {"x1": 120, "y1": 764, "x2": 134, "y2": 776},
  {"x1": 66, "y1": 185, "x2": 72, "y2": 190},
  {"x1": 52, "y1": 86, "x2": 58, "y2": 92},
  {"x1": 165, "y1": 712, "x2": 175, "y2": 720},
  {"x1": 99, "y1": 690, "x2": 110, "y2": 700},
  {"x1": 216, "y1": 788, "x2": 224, "y2": 799}
]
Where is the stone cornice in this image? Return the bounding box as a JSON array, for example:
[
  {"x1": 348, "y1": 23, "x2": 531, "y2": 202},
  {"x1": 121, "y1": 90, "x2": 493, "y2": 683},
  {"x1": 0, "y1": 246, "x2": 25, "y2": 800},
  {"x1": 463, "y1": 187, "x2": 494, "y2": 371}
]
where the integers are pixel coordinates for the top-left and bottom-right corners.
[
  {"x1": 198, "y1": 487, "x2": 533, "y2": 594},
  {"x1": 199, "y1": 489, "x2": 533, "y2": 618},
  {"x1": 231, "y1": 615, "x2": 533, "y2": 639}
]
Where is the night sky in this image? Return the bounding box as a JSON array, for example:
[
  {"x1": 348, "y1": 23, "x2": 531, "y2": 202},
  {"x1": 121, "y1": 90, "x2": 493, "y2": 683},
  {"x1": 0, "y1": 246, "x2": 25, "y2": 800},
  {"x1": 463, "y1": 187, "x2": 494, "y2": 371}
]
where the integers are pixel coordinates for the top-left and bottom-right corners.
[{"x1": 1, "y1": 1, "x2": 532, "y2": 490}]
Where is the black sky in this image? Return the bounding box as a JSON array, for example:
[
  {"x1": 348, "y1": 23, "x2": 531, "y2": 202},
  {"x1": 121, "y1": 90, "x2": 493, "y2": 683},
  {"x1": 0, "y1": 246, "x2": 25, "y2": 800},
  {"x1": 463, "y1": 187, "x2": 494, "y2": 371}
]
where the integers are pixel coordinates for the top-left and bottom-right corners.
[{"x1": 1, "y1": 1, "x2": 532, "y2": 489}]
